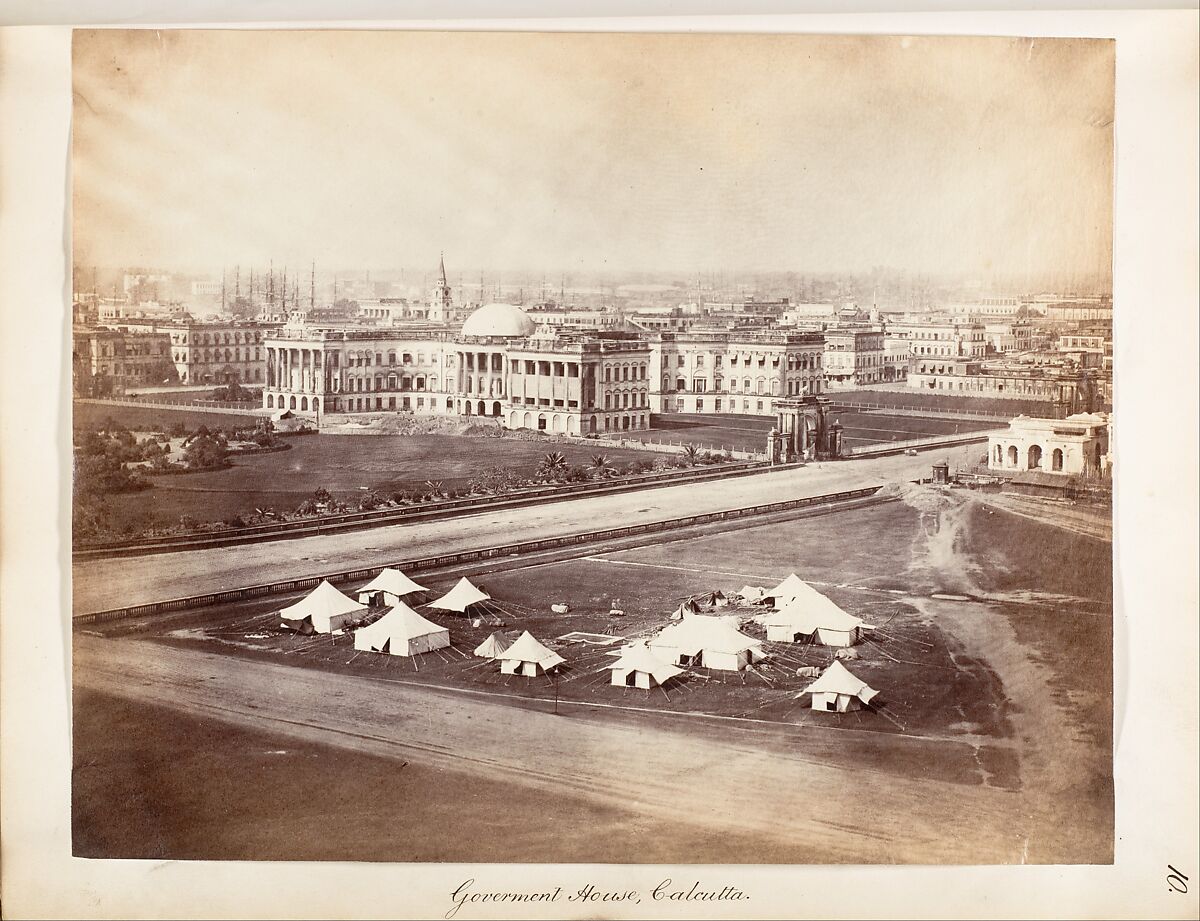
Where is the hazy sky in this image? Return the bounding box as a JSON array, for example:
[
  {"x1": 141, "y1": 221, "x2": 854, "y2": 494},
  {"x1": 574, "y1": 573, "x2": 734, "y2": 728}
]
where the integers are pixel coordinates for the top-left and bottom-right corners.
[{"x1": 73, "y1": 30, "x2": 1114, "y2": 281}]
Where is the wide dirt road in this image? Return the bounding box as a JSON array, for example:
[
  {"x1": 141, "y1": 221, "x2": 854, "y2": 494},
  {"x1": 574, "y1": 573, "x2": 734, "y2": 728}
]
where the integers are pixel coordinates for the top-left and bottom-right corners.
[
  {"x1": 74, "y1": 448, "x2": 978, "y2": 615},
  {"x1": 74, "y1": 632, "x2": 1025, "y2": 864}
]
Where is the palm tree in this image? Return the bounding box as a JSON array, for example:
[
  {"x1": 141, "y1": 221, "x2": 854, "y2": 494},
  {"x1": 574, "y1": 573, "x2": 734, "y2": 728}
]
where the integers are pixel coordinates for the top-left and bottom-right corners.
[
  {"x1": 682, "y1": 444, "x2": 700, "y2": 466},
  {"x1": 589, "y1": 454, "x2": 613, "y2": 478},
  {"x1": 538, "y1": 451, "x2": 569, "y2": 479},
  {"x1": 424, "y1": 479, "x2": 445, "y2": 498}
]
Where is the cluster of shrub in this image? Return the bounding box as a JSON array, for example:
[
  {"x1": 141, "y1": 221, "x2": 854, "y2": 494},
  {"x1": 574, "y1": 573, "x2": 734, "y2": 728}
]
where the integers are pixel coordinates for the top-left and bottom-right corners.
[{"x1": 72, "y1": 418, "x2": 288, "y2": 542}]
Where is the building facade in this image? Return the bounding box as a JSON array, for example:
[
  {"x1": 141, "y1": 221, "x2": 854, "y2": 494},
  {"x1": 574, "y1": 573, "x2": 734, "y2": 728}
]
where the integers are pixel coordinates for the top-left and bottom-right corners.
[
  {"x1": 649, "y1": 329, "x2": 826, "y2": 416},
  {"x1": 72, "y1": 327, "x2": 177, "y2": 396},
  {"x1": 116, "y1": 319, "x2": 274, "y2": 386},
  {"x1": 907, "y1": 357, "x2": 1101, "y2": 414},
  {"x1": 987, "y1": 413, "x2": 1111, "y2": 477},
  {"x1": 823, "y1": 328, "x2": 885, "y2": 388}
]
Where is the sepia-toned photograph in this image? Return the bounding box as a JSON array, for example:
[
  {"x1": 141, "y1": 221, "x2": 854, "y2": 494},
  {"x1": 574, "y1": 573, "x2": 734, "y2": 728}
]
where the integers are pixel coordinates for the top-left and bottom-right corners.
[{"x1": 69, "y1": 28, "x2": 1117, "y2": 867}]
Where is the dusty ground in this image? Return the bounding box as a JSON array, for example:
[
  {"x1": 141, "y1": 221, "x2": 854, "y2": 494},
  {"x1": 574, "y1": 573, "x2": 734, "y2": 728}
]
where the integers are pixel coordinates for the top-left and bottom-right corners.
[{"x1": 73, "y1": 484, "x2": 1113, "y2": 864}]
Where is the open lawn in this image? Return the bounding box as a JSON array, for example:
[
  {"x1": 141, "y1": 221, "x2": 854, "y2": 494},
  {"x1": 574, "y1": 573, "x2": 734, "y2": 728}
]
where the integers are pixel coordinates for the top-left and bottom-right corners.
[
  {"x1": 95, "y1": 433, "x2": 660, "y2": 529},
  {"x1": 622, "y1": 411, "x2": 995, "y2": 452}
]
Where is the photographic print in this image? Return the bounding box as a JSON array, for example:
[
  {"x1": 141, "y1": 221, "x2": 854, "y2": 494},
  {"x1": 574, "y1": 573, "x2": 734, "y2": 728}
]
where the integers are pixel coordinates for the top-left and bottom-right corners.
[{"x1": 69, "y1": 28, "x2": 1116, "y2": 867}]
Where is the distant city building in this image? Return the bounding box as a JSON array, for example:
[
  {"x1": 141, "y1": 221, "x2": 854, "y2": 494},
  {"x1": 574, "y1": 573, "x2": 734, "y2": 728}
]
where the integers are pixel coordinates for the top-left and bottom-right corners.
[
  {"x1": 649, "y1": 329, "x2": 825, "y2": 416},
  {"x1": 72, "y1": 326, "x2": 177, "y2": 396},
  {"x1": 113, "y1": 319, "x2": 275, "y2": 385},
  {"x1": 823, "y1": 328, "x2": 885, "y2": 388},
  {"x1": 908, "y1": 356, "x2": 1102, "y2": 415}
]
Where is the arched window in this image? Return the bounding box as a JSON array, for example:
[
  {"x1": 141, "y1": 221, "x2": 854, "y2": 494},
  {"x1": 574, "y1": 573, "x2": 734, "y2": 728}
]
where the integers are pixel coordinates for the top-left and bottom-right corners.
[{"x1": 1052, "y1": 448, "x2": 1064, "y2": 471}]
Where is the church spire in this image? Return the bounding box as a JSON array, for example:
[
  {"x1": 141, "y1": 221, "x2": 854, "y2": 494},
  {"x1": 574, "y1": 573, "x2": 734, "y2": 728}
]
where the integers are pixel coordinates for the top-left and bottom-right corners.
[{"x1": 438, "y1": 251, "x2": 448, "y2": 287}]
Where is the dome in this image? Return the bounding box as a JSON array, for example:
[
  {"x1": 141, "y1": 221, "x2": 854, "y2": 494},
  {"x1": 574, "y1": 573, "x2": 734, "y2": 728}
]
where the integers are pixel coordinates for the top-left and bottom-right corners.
[{"x1": 460, "y1": 302, "x2": 536, "y2": 338}]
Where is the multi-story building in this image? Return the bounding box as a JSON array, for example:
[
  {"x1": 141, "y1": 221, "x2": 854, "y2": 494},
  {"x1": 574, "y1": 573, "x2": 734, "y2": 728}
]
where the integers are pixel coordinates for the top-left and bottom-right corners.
[
  {"x1": 115, "y1": 319, "x2": 275, "y2": 386},
  {"x1": 649, "y1": 328, "x2": 825, "y2": 416},
  {"x1": 504, "y1": 329, "x2": 651, "y2": 434},
  {"x1": 72, "y1": 327, "x2": 177, "y2": 396},
  {"x1": 907, "y1": 357, "x2": 1101, "y2": 415},
  {"x1": 823, "y1": 328, "x2": 885, "y2": 388},
  {"x1": 262, "y1": 302, "x2": 652, "y2": 435},
  {"x1": 982, "y1": 319, "x2": 1034, "y2": 355},
  {"x1": 888, "y1": 317, "x2": 987, "y2": 361}
]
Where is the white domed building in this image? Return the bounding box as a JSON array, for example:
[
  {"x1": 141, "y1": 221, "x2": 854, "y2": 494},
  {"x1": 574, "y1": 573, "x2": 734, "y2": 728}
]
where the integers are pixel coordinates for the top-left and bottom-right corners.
[
  {"x1": 452, "y1": 302, "x2": 651, "y2": 434},
  {"x1": 459, "y1": 302, "x2": 537, "y2": 339},
  {"x1": 262, "y1": 260, "x2": 653, "y2": 434}
]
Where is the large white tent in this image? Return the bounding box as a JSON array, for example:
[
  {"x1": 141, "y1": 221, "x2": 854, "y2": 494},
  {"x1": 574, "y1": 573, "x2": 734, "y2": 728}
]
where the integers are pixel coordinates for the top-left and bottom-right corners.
[
  {"x1": 802, "y1": 660, "x2": 879, "y2": 712},
  {"x1": 765, "y1": 573, "x2": 810, "y2": 606},
  {"x1": 428, "y1": 577, "x2": 491, "y2": 614},
  {"x1": 607, "y1": 642, "x2": 685, "y2": 689},
  {"x1": 353, "y1": 601, "x2": 450, "y2": 657},
  {"x1": 278, "y1": 580, "x2": 368, "y2": 635},
  {"x1": 356, "y1": 568, "x2": 428, "y2": 607},
  {"x1": 763, "y1": 583, "x2": 872, "y2": 647},
  {"x1": 496, "y1": 631, "x2": 565, "y2": 677},
  {"x1": 648, "y1": 612, "x2": 766, "y2": 671},
  {"x1": 737, "y1": 585, "x2": 768, "y2": 604}
]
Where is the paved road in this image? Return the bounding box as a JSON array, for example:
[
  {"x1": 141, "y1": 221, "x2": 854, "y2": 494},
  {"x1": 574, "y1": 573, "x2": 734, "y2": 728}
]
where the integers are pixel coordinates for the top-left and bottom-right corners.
[
  {"x1": 73, "y1": 632, "x2": 1023, "y2": 864},
  {"x1": 73, "y1": 448, "x2": 981, "y2": 615}
]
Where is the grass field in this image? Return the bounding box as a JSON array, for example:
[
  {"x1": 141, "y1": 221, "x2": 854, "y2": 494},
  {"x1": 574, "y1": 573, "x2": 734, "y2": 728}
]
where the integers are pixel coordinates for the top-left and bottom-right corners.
[
  {"x1": 73, "y1": 401, "x2": 262, "y2": 433},
  {"x1": 623, "y1": 411, "x2": 996, "y2": 452},
  {"x1": 96, "y1": 433, "x2": 660, "y2": 529}
]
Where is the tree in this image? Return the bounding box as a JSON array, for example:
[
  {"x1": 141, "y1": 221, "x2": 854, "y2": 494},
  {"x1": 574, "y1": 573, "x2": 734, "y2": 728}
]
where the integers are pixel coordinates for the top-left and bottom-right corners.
[
  {"x1": 424, "y1": 479, "x2": 445, "y2": 497},
  {"x1": 681, "y1": 444, "x2": 700, "y2": 466},
  {"x1": 183, "y1": 434, "x2": 229, "y2": 470}
]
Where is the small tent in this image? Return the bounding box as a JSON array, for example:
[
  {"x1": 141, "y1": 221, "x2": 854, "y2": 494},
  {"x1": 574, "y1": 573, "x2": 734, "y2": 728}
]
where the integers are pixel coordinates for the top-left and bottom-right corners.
[
  {"x1": 737, "y1": 585, "x2": 768, "y2": 604},
  {"x1": 473, "y1": 631, "x2": 515, "y2": 659},
  {"x1": 648, "y1": 612, "x2": 767, "y2": 671},
  {"x1": 669, "y1": 598, "x2": 700, "y2": 620},
  {"x1": 607, "y1": 642, "x2": 685, "y2": 689},
  {"x1": 353, "y1": 602, "x2": 450, "y2": 657},
  {"x1": 356, "y1": 567, "x2": 428, "y2": 607},
  {"x1": 278, "y1": 580, "x2": 368, "y2": 635},
  {"x1": 764, "y1": 583, "x2": 872, "y2": 647},
  {"x1": 496, "y1": 631, "x2": 565, "y2": 677},
  {"x1": 428, "y1": 577, "x2": 491, "y2": 615},
  {"x1": 802, "y1": 660, "x2": 879, "y2": 713}
]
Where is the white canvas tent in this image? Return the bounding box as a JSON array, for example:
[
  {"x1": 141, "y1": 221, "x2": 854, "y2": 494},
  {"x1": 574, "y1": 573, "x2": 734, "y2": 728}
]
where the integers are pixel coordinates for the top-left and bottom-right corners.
[
  {"x1": 473, "y1": 631, "x2": 515, "y2": 659},
  {"x1": 428, "y1": 577, "x2": 491, "y2": 614},
  {"x1": 278, "y1": 580, "x2": 368, "y2": 635},
  {"x1": 648, "y1": 612, "x2": 767, "y2": 671},
  {"x1": 356, "y1": 568, "x2": 428, "y2": 607},
  {"x1": 607, "y1": 642, "x2": 684, "y2": 689},
  {"x1": 802, "y1": 660, "x2": 879, "y2": 713},
  {"x1": 765, "y1": 573, "x2": 810, "y2": 606},
  {"x1": 737, "y1": 585, "x2": 768, "y2": 604},
  {"x1": 764, "y1": 584, "x2": 872, "y2": 647},
  {"x1": 353, "y1": 602, "x2": 450, "y2": 657},
  {"x1": 496, "y1": 631, "x2": 565, "y2": 677}
]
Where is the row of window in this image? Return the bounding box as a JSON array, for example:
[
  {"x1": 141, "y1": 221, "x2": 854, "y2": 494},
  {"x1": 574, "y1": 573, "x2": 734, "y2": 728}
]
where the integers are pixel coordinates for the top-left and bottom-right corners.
[
  {"x1": 673, "y1": 397, "x2": 768, "y2": 414},
  {"x1": 175, "y1": 348, "x2": 261, "y2": 363},
  {"x1": 672, "y1": 353, "x2": 819, "y2": 370},
  {"x1": 171, "y1": 330, "x2": 262, "y2": 346}
]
